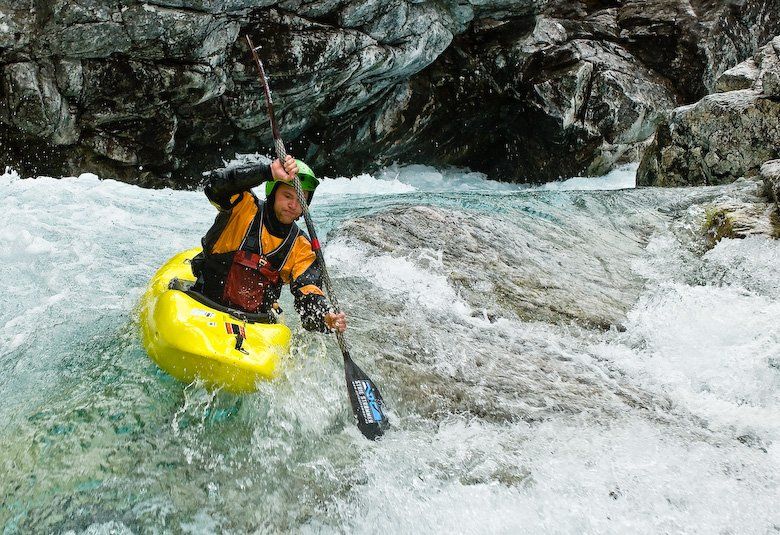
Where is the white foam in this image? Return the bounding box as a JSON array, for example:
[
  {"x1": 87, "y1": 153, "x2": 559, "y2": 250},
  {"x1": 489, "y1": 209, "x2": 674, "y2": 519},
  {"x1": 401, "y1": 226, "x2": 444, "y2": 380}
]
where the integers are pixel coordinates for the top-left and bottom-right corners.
[
  {"x1": 220, "y1": 152, "x2": 271, "y2": 169},
  {"x1": 0, "y1": 171, "x2": 208, "y2": 366},
  {"x1": 348, "y1": 417, "x2": 779, "y2": 533},
  {"x1": 606, "y1": 234, "x2": 780, "y2": 441},
  {"x1": 318, "y1": 163, "x2": 517, "y2": 196},
  {"x1": 539, "y1": 163, "x2": 638, "y2": 191},
  {"x1": 316, "y1": 173, "x2": 415, "y2": 196},
  {"x1": 2, "y1": 165, "x2": 19, "y2": 178},
  {"x1": 221, "y1": 154, "x2": 636, "y2": 195},
  {"x1": 702, "y1": 236, "x2": 780, "y2": 298},
  {"x1": 374, "y1": 163, "x2": 519, "y2": 192},
  {"x1": 325, "y1": 237, "x2": 472, "y2": 316},
  {"x1": 0, "y1": 228, "x2": 57, "y2": 256}
]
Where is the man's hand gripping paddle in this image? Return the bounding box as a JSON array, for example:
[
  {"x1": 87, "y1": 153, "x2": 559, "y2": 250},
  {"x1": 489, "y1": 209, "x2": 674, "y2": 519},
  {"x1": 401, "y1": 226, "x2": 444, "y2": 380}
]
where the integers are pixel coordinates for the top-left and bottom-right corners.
[{"x1": 245, "y1": 36, "x2": 389, "y2": 440}]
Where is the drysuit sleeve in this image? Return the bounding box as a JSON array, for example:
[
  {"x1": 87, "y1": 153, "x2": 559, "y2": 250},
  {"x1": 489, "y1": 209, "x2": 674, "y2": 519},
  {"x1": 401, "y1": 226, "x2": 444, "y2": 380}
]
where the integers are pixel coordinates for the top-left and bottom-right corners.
[
  {"x1": 204, "y1": 163, "x2": 274, "y2": 210},
  {"x1": 288, "y1": 236, "x2": 331, "y2": 332}
]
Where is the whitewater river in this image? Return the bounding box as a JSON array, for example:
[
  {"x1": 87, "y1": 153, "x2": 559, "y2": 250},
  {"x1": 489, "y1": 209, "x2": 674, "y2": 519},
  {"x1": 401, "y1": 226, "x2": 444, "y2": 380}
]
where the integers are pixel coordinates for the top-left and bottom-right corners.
[{"x1": 1, "y1": 162, "x2": 778, "y2": 533}]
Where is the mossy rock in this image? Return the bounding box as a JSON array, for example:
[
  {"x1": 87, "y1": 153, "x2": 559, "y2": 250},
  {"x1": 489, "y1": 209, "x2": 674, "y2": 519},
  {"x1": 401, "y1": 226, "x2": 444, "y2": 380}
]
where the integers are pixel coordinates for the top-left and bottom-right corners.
[{"x1": 703, "y1": 207, "x2": 735, "y2": 246}]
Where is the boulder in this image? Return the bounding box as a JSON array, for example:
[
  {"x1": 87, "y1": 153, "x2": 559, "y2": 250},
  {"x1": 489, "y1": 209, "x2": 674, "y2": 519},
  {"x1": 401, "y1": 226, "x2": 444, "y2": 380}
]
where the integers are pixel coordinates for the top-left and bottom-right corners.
[
  {"x1": 761, "y1": 159, "x2": 780, "y2": 209},
  {"x1": 638, "y1": 36, "x2": 780, "y2": 187},
  {"x1": 715, "y1": 59, "x2": 760, "y2": 93},
  {"x1": 335, "y1": 203, "x2": 657, "y2": 329},
  {"x1": 758, "y1": 36, "x2": 780, "y2": 97}
]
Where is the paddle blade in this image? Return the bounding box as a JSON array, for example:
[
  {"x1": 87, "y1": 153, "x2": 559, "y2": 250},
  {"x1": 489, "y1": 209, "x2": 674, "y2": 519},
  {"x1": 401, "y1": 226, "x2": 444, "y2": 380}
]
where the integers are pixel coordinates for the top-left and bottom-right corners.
[{"x1": 344, "y1": 353, "x2": 389, "y2": 440}]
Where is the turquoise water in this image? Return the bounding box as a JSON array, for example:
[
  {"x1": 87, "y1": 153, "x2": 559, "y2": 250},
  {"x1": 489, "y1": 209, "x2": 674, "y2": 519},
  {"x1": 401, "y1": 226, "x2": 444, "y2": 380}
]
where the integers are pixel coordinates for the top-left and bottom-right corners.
[{"x1": 1, "y1": 166, "x2": 778, "y2": 533}]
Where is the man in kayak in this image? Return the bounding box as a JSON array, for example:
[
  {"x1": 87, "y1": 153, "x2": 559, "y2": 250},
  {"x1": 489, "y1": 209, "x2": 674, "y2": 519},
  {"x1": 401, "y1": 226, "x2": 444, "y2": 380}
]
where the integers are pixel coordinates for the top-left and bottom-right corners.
[{"x1": 192, "y1": 156, "x2": 347, "y2": 333}]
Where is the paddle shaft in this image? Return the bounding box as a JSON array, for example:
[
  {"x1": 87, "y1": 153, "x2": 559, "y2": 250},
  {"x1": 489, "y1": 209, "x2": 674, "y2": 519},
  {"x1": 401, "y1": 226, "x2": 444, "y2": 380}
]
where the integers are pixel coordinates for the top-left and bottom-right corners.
[
  {"x1": 244, "y1": 36, "x2": 388, "y2": 440},
  {"x1": 244, "y1": 36, "x2": 349, "y2": 356}
]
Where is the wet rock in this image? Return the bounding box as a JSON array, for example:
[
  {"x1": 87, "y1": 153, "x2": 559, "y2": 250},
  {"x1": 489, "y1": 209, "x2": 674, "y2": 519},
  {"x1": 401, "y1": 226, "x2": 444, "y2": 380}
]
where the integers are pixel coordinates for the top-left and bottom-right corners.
[
  {"x1": 1, "y1": 0, "x2": 780, "y2": 185},
  {"x1": 637, "y1": 91, "x2": 780, "y2": 187},
  {"x1": 308, "y1": 1, "x2": 780, "y2": 183},
  {"x1": 526, "y1": 38, "x2": 676, "y2": 177},
  {"x1": 702, "y1": 199, "x2": 780, "y2": 245},
  {"x1": 335, "y1": 202, "x2": 661, "y2": 329},
  {"x1": 715, "y1": 59, "x2": 760, "y2": 93},
  {"x1": 759, "y1": 36, "x2": 780, "y2": 97},
  {"x1": 325, "y1": 197, "x2": 698, "y2": 425},
  {"x1": 696, "y1": 177, "x2": 780, "y2": 247},
  {"x1": 637, "y1": 36, "x2": 780, "y2": 187},
  {"x1": 1, "y1": 61, "x2": 78, "y2": 143},
  {"x1": 761, "y1": 159, "x2": 780, "y2": 210}
]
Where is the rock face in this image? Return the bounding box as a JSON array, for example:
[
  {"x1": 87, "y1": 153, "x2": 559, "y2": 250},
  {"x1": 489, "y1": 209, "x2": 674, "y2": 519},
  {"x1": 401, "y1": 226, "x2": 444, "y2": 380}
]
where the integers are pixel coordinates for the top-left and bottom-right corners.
[
  {"x1": 1, "y1": 0, "x2": 779, "y2": 186},
  {"x1": 638, "y1": 36, "x2": 780, "y2": 187},
  {"x1": 762, "y1": 159, "x2": 780, "y2": 211}
]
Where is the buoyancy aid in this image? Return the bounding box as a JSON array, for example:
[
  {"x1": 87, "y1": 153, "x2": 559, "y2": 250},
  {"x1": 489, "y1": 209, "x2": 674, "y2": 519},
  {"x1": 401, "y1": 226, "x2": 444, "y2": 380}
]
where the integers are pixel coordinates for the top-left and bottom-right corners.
[
  {"x1": 194, "y1": 190, "x2": 329, "y2": 331},
  {"x1": 220, "y1": 205, "x2": 297, "y2": 313}
]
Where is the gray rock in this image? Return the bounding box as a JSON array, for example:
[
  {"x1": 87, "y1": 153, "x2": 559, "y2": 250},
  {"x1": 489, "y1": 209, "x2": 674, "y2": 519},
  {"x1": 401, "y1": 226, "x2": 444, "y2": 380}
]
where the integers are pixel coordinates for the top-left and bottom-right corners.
[
  {"x1": 2, "y1": 0, "x2": 780, "y2": 185},
  {"x1": 761, "y1": 159, "x2": 780, "y2": 209},
  {"x1": 715, "y1": 59, "x2": 760, "y2": 93},
  {"x1": 702, "y1": 199, "x2": 780, "y2": 244},
  {"x1": 758, "y1": 36, "x2": 780, "y2": 97},
  {"x1": 1, "y1": 61, "x2": 79, "y2": 143},
  {"x1": 53, "y1": 59, "x2": 85, "y2": 100},
  {"x1": 638, "y1": 36, "x2": 780, "y2": 187},
  {"x1": 336, "y1": 202, "x2": 657, "y2": 329},
  {"x1": 0, "y1": 3, "x2": 36, "y2": 61},
  {"x1": 529, "y1": 38, "x2": 677, "y2": 176}
]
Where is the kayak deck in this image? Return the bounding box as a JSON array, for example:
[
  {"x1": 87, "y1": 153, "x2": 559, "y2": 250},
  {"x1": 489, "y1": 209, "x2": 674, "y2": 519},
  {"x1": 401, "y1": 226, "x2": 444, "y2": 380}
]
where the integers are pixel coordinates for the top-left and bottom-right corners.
[{"x1": 139, "y1": 248, "x2": 292, "y2": 393}]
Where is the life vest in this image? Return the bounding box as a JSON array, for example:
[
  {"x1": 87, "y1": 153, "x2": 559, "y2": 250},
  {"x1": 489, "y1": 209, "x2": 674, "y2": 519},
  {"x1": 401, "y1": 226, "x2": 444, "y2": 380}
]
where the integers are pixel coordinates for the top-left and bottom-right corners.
[{"x1": 220, "y1": 205, "x2": 297, "y2": 313}]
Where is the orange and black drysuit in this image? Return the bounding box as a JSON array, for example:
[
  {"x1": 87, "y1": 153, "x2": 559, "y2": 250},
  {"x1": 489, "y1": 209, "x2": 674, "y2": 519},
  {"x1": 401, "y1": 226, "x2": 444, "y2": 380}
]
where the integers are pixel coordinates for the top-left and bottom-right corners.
[{"x1": 192, "y1": 163, "x2": 330, "y2": 332}]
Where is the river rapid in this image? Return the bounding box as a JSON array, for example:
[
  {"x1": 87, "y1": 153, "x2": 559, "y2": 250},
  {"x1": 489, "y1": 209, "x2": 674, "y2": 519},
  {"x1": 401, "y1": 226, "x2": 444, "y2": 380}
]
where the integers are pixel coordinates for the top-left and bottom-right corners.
[{"x1": 1, "y1": 162, "x2": 778, "y2": 533}]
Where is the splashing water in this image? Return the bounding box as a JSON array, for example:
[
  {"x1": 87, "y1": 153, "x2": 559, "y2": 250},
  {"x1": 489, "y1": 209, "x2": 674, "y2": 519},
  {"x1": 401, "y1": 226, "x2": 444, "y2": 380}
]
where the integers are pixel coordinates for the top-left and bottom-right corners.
[{"x1": 1, "y1": 165, "x2": 778, "y2": 533}]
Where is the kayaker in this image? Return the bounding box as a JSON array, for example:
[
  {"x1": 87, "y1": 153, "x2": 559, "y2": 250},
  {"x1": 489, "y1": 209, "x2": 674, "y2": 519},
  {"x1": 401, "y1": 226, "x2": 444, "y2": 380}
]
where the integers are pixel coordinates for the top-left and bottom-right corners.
[{"x1": 191, "y1": 156, "x2": 347, "y2": 333}]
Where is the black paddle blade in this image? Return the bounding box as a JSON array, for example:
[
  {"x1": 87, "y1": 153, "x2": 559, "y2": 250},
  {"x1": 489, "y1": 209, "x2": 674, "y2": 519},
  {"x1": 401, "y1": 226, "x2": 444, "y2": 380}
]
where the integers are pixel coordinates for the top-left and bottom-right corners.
[{"x1": 344, "y1": 353, "x2": 389, "y2": 440}]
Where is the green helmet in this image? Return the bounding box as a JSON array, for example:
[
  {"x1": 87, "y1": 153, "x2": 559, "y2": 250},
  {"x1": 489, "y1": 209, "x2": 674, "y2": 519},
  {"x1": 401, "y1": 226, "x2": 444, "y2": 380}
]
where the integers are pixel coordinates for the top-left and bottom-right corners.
[{"x1": 265, "y1": 159, "x2": 319, "y2": 200}]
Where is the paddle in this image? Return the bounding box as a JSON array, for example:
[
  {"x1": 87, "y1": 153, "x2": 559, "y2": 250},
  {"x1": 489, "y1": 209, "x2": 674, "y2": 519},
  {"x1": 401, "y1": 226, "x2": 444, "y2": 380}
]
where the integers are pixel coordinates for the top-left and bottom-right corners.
[{"x1": 244, "y1": 35, "x2": 389, "y2": 440}]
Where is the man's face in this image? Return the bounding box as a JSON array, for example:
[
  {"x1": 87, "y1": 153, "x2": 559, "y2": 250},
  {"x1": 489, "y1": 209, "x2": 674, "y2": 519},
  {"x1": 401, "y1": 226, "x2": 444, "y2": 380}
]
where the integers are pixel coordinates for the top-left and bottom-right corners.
[{"x1": 272, "y1": 183, "x2": 303, "y2": 225}]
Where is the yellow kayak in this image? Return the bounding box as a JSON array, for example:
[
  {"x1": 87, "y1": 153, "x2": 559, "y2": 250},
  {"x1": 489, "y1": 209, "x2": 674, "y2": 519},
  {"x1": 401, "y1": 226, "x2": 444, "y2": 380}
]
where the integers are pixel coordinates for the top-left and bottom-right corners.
[{"x1": 139, "y1": 248, "x2": 292, "y2": 393}]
